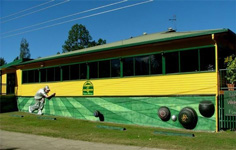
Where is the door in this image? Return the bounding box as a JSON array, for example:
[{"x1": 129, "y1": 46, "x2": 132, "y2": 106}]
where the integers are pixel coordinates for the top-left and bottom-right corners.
[{"x1": 7, "y1": 73, "x2": 16, "y2": 94}]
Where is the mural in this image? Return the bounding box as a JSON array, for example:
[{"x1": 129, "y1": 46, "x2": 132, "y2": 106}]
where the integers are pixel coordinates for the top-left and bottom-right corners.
[{"x1": 17, "y1": 96, "x2": 216, "y2": 131}]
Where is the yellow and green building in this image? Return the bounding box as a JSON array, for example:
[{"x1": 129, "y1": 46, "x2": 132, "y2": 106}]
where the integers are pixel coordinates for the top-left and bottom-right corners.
[{"x1": 1, "y1": 28, "x2": 235, "y2": 131}]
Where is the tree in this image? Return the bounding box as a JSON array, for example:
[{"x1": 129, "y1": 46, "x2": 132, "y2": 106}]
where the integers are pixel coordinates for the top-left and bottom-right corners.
[
  {"x1": 19, "y1": 38, "x2": 31, "y2": 59},
  {"x1": 62, "y1": 24, "x2": 91, "y2": 53},
  {"x1": 88, "y1": 38, "x2": 106, "y2": 48},
  {"x1": 0, "y1": 57, "x2": 7, "y2": 66},
  {"x1": 62, "y1": 24, "x2": 106, "y2": 53},
  {"x1": 97, "y1": 38, "x2": 106, "y2": 45}
]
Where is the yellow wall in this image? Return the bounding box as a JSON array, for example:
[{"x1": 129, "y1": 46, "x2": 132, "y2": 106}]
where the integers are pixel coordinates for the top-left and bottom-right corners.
[
  {"x1": 18, "y1": 72, "x2": 217, "y2": 96},
  {"x1": 1, "y1": 74, "x2": 7, "y2": 94}
]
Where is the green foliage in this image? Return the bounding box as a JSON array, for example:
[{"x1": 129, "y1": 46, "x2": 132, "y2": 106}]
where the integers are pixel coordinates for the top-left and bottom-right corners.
[
  {"x1": 20, "y1": 38, "x2": 31, "y2": 59},
  {"x1": 226, "y1": 55, "x2": 236, "y2": 84},
  {"x1": 62, "y1": 24, "x2": 106, "y2": 53},
  {"x1": 0, "y1": 57, "x2": 7, "y2": 66}
]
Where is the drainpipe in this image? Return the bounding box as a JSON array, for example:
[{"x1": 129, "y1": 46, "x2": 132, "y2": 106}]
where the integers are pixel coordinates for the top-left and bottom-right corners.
[{"x1": 212, "y1": 34, "x2": 219, "y2": 132}]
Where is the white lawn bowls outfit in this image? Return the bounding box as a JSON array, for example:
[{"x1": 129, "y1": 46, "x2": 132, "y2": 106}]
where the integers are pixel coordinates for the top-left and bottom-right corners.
[{"x1": 29, "y1": 86, "x2": 50, "y2": 115}]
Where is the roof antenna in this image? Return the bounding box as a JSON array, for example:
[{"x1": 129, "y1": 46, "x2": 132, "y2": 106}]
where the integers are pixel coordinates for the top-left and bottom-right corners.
[{"x1": 169, "y1": 15, "x2": 177, "y2": 31}]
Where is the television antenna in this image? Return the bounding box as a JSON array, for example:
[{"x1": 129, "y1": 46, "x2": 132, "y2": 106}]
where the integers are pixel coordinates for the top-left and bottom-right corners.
[{"x1": 169, "y1": 15, "x2": 177, "y2": 31}]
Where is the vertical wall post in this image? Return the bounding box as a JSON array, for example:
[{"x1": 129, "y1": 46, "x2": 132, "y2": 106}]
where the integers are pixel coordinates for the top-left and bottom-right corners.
[{"x1": 212, "y1": 34, "x2": 219, "y2": 132}]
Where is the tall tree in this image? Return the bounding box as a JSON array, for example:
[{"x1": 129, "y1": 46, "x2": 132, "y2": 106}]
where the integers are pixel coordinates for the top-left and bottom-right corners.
[
  {"x1": 0, "y1": 57, "x2": 7, "y2": 66},
  {"x1": 19, "y1": 38, "x2": 31, "y2": 59},
  {"x1": 62, "y1": 24, "x2": 92, "y2": 53},
  {"x1": 62, "y1": 24, "x2": 106, "y2": 53}
]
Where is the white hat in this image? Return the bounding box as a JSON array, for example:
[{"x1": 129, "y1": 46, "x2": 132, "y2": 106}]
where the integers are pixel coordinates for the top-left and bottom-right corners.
[{"x1": 44, "y1": 85, "x2": 50, "y2": 91}]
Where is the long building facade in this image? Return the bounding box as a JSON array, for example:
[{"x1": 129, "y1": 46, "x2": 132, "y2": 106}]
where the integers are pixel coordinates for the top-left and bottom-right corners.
[{"x1": 1, "y1": 28, "x2": 236, "y2": 131}]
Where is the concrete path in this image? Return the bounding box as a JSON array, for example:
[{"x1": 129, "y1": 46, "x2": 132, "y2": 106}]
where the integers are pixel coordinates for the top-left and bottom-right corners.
[{"x1": 0, "y1": 130, "x2": 164, "y2": 150}]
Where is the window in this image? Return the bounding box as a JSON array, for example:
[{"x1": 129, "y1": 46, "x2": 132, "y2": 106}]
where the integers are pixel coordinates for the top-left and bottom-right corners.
[
  {"x1": 40, "y1": 69, "x2": 47, "y2": 82},
  {"x1": 71, "y1": 64, "x2": 80, "y2": 80},
  {"x1": 62, "y1": 66, "x2": 70, "y2": 80},
  {"x1": 111, "y1": 59, "x2": 120, "y2": 77},
  {"x1": 80, "y1": 63, "x2": 87, "y2": 79},
  {"x1": 46, "y1": 67, "x2": 61, "y2": 82},
  {"x1": 150, "y1": 54, "x2": 162, "y2": 74},
  {"x1": 34, "y1": 70, "x2": 39, "y2": 82},
  {"x1": 22, "y1": 71, "x2": 28, "y2": 83},
  {"x1": 180, "y1": 49, "x2": 199, "y2": 72},
  {"x1": 165, "y1": 52, "x2": 179, "y2": 74},
  {"x1": 99, "y1": 60, "x2": 110, "y2": 78},
  {"x1": 22, "y1": 70, "x2": 39, "y2": 83},
  {"x1": 123, "y1": 57, "x2": 134, "y2": 76},
  {"x1": 89, "y1": 62, "x2": 98, "y2": 79},
  {"x1": 47, "y1": 68, "x2": 55, "y2": 82},
  {"x1": 28, "y1": 70, "x2": 35, "y2": 83},
  {"x1": 200, "y1": 47, "x2": 215, "y2": 71},
  {"x1": 54, "y1": 67, "x2": 61, "y2": 81},
  {"x1": 135, "y1": 55, "x2": 149, "y2": 75}
]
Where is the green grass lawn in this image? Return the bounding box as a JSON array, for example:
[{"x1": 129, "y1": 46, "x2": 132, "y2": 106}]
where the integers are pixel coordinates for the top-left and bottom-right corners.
[{"x1": 0, "y1": 111, "x2": 235, "y2": 150}]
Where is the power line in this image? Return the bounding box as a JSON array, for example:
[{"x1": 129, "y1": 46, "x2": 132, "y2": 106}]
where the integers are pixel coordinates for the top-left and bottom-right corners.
[
  {"x1": 1, "y1": 0, "x2": 153, "y2": 39},
  {"x1": 1, "y1": 0, "x2": 70, "y2": 24},
  {"x1": 1, "y1": 0, "x2": 128, "y2": 35},
  {"x1": 0, "y1": 0, "x2": 55, "y2": 20}
]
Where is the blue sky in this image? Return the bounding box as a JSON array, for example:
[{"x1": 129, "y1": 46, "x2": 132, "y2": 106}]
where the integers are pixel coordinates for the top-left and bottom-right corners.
[{"x1": 0, "y1": 0, "x2": 236, "y2": 63}]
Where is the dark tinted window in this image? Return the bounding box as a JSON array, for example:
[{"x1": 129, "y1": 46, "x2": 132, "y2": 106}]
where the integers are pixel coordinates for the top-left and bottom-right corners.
[
  {"x1": 28, "y1": 70, "x2": 35, "y2": 83},
  {"x1": 135, "y1": 55, "x2": 149, "y2": 75},
  {"x1": 89, "y1": 62, "x2": 98, "y2": 79},
  {"x1": 123, "y1": 57, "x2": 134, "y2": 76},
  {"x1": 180, "y1": 49, "x2": 199, "y2": 72},
  {"x1": 165, "y1": 52, "x2": 179, "y2": 74},
  {"x1": 22, "y1": 71, "x2": 28, "y2": 83},
  {"x1": 35, "y1": 70, "x2": 39, "y2": 82},
  {"x1": 47, "y1": 68, "x2": 55, "y2": 82},
  {"x1": 200, "y1": 47, "x2": 215, "y2": 71},
  {"x1": 80, "y1": 63, "x2": 87, "y2": 79},
  {"x1": 55, "y1": 67, "x2": 61, "y2": 81},
  {"x1": 40, "y1": 69, "x2": 47, "y2": 82},
  {"x1": 62, "y1": 66, "x2": 70, "y2": 80},
  {"x1": 99, "y1": 60, "x2": 110, "y2": 78},
  {"x1": 27, "y1": 70, "x2": 39, "y2": 83},
  {"x1": 71, "y1": 64, "x2": 80, "y2": 80},
  {"x1": 150, "y1": 54, "x2": 162, "y2": 74},
  {"x1": 111, "y1": 59, "x2": 120, "y2": 77}
]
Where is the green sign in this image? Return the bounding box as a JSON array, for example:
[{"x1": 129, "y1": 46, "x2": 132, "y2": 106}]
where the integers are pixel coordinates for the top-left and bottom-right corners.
[
  {"x1": 224, "y1": 91, "x2": 236, "y2": 116},
  {"x1": 83, "y1": 81, "x2": 94, "y2": 95}
]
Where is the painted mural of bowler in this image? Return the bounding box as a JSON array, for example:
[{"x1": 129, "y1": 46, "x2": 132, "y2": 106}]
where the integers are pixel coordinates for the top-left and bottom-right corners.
[{"x1": 29, "y1": 86, "x2": 56, "y2": 115}]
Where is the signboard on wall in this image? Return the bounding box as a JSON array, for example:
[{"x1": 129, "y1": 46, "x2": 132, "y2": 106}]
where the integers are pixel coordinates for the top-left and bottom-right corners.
[
  {"x1": 83, "y1": 81, "x2": 94, "y2": 95},
  {"x1": 224, "y1": 91, "x2": 236, "y2": 116}
]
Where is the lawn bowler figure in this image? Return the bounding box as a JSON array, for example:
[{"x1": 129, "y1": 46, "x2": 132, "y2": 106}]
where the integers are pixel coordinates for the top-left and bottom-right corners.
[{"x1": 29, "y1": 86, "x2": 56, "y2": 115}]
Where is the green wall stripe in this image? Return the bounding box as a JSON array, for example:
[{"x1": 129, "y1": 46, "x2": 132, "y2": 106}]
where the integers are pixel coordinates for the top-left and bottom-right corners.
[
  {"x1": 18, "y1": 97, "x2": 31, "y2": 110},
  {"x1": 44, "y1": 99, "x2": 50, "y2": 115},
  {"x1": 65, "y1": 97, "x2": 86, "y2": 119},
  {"x1": 51, "y1": 98, "x2": 63, "y2": 116},
  {"x1": 51, "y1": 98, "x2": 71, "y2": 117}
]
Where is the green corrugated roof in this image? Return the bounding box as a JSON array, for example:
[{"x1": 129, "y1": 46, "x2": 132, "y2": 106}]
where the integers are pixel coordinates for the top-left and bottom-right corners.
[
  {"x1": 1, "y1": 28, "x2": 234, "y2": 70},
  {"x1": 0, "y1": 58, "x2": 32, "y2": 70},
  {"x1": 0, "y1": 59, "x2": 22, "y2": 70}
]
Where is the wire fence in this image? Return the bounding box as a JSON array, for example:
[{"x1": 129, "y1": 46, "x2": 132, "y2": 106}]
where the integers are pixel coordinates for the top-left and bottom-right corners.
[{"x1": 218, "y1": 69, "x2": 236, "y2": 131}]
